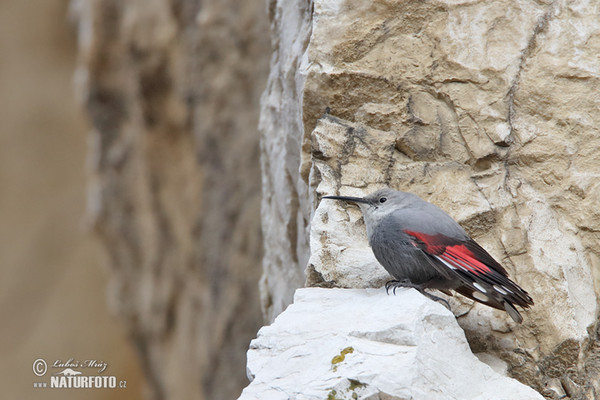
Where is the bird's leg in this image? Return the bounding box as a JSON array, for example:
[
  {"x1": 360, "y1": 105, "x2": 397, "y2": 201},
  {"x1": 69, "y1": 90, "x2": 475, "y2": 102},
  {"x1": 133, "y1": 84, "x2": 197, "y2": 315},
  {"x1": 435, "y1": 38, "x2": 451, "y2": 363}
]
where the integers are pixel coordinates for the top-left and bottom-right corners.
[{"x1": 385, "y1": 279, "x2": 452, "y2": 311}]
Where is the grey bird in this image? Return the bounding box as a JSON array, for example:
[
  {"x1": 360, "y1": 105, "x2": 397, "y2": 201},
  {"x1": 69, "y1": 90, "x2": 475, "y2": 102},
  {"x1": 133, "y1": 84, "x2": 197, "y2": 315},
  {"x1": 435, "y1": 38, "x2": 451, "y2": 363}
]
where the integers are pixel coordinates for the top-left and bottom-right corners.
[{"x1": 323, "y1": 188, "x2": 534, "y2": 323}]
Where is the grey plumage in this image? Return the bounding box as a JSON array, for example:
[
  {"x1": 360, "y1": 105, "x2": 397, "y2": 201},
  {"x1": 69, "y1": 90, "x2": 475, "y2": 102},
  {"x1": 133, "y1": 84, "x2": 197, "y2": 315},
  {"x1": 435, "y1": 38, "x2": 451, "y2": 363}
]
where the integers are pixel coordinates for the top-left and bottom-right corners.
[{"x1": 323, "y1": 188, "x2": 534, "y2": 323}]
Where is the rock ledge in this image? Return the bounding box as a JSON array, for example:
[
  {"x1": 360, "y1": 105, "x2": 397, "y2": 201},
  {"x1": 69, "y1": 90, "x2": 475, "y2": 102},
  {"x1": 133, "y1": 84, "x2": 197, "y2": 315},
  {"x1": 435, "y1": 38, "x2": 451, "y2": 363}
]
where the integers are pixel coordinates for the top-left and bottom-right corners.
[{"x1": 239, "y1": 288, "x2": 543, "y2": 400}]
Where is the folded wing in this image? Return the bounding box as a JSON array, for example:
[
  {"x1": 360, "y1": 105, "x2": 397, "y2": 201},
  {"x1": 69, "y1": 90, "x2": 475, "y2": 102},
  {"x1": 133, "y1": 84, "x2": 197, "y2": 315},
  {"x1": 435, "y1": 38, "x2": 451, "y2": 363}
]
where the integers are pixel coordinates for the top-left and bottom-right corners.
[{"x1": 404, "y1": 230, "x2": 534, "y2": 323}]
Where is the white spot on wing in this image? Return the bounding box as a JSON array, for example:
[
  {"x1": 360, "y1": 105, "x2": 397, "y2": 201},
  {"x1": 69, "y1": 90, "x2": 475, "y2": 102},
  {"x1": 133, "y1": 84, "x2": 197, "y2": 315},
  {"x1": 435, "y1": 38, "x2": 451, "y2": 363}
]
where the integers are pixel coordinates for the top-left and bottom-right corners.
[
  {"x1": 473, "y1": 282, "x2": 487, "y2": 293},
  {"x1": 493, "y1": 285, "x2": 508, "y2": 295},
  {"x1": 472, "y1": 291, "x2": 489, "y2": 302}
]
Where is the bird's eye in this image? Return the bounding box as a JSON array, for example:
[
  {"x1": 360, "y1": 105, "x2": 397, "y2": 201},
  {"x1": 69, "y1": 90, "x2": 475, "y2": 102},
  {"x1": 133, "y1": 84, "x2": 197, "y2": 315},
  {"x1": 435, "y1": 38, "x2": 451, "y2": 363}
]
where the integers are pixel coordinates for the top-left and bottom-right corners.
[{"x1": 379, "y1": 197, "x2": 387, "y2": 203}]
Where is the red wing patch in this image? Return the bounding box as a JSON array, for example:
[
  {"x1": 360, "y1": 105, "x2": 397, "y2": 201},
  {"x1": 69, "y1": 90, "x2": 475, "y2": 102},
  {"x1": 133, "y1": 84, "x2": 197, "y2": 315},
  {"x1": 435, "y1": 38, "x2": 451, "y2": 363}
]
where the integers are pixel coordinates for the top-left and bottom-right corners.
[
  {"x1": 404, "y1": 230, "x2": 491, "y2": 275},
  {"x1": 438, "y1": 245, "x2": 491, "y2": 275},
  {"x1": 404, "y1": 230, "x2": 534, "y2": 311}
]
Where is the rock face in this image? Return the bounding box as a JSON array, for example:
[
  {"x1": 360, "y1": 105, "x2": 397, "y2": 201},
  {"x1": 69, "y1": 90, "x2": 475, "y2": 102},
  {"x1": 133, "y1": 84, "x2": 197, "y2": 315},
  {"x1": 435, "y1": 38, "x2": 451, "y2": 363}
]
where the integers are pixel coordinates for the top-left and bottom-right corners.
[
  {"x1": 72, "y1": 0, "x2": 270, "y2": 399},
  {"x1": 260, "y1": 0, "x2": 600, "y2": 398},
  {"x1": 259, "y1": 0, "x2": 315, "y2": 321},
  {"x1": 239, "y1": 288, "x2": 545, "y2": 400}
]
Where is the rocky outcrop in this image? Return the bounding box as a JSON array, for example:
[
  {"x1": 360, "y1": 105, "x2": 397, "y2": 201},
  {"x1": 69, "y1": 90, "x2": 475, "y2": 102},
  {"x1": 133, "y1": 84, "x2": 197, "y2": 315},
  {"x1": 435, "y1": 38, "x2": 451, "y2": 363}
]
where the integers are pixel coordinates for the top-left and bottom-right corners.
[
  {"x1": 260, "y1": 0, "x2": 600, "y2": 398},
  {"x1": 239, "y1": 288, "x2": 545, "y2": 400}
]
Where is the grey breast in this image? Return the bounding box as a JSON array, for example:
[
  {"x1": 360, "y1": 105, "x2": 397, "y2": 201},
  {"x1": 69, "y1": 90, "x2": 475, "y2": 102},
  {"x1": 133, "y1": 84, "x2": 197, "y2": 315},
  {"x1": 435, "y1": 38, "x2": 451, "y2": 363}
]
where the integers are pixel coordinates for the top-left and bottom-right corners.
[{"x1": 369, "y1": 211, "x2": 445, "y2": 284}]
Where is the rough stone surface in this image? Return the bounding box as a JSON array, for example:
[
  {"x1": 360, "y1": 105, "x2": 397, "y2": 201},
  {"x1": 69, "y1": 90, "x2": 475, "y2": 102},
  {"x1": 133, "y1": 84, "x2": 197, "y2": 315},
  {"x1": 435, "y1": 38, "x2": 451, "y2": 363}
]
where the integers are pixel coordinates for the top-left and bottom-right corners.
[
  {"x1": 72, "y1": 0, "x2": 269, "y2": 399},
  {"x1": 239, "y1": 288, "x2": 545, "y2": 400},
  {"x1": 260, "y1": 0, "x2": 600, "y2": 398},
  {"x1": 259, "y1": 0, "x2": 315, "y2": 322}
]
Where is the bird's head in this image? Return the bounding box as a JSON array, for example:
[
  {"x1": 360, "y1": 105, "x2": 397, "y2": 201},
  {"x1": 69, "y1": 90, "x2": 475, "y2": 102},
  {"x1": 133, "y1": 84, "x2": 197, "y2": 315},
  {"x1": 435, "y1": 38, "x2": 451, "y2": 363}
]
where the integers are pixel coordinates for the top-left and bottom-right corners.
[{"x1": 323, "y1": 188, "x2": 414, "y2": 233}]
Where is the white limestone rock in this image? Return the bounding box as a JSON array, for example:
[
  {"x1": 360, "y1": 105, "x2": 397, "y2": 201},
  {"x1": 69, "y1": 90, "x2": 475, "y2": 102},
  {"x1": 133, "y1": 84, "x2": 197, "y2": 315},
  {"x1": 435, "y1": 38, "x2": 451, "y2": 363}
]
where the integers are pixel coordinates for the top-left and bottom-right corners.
[{"x1": 239, "y1": 288, "x2": 544, "y2": 400}]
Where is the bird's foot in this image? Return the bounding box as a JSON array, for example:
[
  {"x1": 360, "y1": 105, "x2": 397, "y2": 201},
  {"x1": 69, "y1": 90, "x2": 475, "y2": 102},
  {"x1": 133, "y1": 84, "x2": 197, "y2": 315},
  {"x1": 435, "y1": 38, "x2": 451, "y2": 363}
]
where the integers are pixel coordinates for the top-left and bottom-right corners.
[
  {"x1": 385, "y1": 279, "x2": 400, "y2": 294},
  {"x1": 385, "y1": 279, "x2": 451, "y2": 311},
  {"x1": 385, "y1": 278, "x2": 420, "y2": 294}
]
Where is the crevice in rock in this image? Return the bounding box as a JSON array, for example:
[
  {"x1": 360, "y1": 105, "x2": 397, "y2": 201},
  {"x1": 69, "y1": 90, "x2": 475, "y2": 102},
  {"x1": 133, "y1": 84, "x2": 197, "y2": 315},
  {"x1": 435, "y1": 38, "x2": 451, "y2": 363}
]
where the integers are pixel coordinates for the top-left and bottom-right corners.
[{"x1": 506, "y1": 2, "x2": 558, "y2": 141}]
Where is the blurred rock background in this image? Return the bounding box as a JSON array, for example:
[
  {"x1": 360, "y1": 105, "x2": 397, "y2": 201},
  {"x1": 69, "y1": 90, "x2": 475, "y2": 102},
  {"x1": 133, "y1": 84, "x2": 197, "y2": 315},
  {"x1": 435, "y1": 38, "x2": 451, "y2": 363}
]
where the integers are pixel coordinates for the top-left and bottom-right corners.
[
  {"x1": 0, "y1": 0, "x2": 142, "y2": 399},
  {"x1": 2, "y1": 0, "x2": 269, "y2": 399},
  {"x1": 71, "y1": 0, "x2": 269, "y2": 399}
]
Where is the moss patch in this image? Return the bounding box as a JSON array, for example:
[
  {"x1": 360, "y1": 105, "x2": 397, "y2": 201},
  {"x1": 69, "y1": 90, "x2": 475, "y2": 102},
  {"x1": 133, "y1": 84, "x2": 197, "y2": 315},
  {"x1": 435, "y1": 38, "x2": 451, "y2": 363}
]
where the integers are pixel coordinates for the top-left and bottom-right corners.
[
  {"x1": 331, "y1": 346, "x2": 355, "y2": 365},
  {"x1": 348, "y1": 378, "x2": 365, "y2": 391}
]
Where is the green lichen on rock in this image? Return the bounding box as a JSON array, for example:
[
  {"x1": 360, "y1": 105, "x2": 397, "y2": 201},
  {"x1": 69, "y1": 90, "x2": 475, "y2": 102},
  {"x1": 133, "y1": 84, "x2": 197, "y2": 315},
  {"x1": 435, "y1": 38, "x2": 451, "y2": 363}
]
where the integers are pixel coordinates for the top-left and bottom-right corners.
[
  {"x1": 331, "y1": 346, "x2": 355, "y2": 365},
  {"x1": 348, "y1": 378, "x2": 365, "y2": 391},
  {"x1": 326, "y1": 378, "x2": 366, "y2": 400}
]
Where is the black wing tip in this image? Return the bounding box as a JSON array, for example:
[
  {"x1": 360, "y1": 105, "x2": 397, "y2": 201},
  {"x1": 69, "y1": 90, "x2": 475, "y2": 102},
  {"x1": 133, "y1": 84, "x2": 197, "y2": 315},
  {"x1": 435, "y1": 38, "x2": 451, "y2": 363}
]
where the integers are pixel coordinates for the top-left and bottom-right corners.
[
  {"x1": 504, "y1": 301, "x2": 524, "y2": 324},
  {"x1": 509, "y1": 288, "x2": 534, "y2": 308}
]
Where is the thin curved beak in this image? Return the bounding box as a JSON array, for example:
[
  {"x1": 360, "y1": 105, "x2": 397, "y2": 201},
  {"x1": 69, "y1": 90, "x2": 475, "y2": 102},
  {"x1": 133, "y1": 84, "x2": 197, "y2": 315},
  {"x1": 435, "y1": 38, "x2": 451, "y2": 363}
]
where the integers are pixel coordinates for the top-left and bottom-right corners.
[{"x1": 322, "y1": 195, "x2": 369, "y2": 204}]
